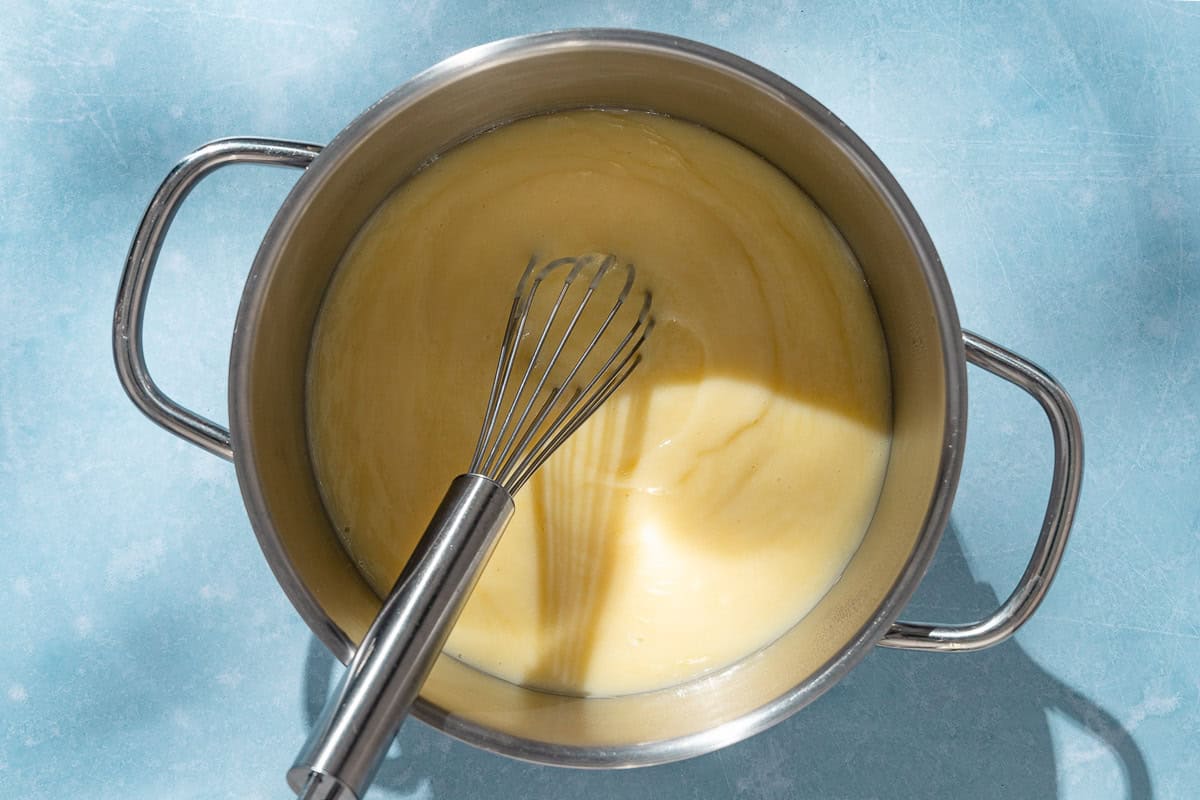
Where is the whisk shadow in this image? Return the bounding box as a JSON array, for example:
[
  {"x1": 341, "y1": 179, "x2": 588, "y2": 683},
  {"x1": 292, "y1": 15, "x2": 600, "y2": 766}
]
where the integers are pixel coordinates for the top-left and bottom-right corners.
[
  {"x1": 299, "y1": 524, "x2": 1150, "y2": 800},
  {"x1": 523, "y1": 385, "x2": 651, "y2": 693}
]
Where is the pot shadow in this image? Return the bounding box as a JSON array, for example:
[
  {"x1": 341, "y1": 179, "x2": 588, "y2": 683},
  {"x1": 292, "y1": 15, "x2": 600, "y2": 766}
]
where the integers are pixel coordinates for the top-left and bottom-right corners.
[{"x1": 300, "y1": 524, "x2": 1150, "y2": 800}]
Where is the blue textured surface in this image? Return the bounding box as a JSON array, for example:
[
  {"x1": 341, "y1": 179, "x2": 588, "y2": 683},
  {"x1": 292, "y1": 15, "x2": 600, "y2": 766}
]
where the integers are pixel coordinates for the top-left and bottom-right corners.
[{"x1": 2, "y1": 2, "x2": 1197, "y2": 798}]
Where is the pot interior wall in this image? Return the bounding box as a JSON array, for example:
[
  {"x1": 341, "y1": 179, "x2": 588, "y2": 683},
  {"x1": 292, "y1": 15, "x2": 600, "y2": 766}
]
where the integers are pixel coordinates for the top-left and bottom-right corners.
[{"x1": 233, "y1": 33, "x2": 960, "y2": 764}]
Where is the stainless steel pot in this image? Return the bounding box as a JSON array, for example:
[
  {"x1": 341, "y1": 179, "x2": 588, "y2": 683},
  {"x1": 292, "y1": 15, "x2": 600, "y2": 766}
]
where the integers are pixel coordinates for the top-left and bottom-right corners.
[{"x1": 113, "y1": 30, "x2": 1083, "y2": 769}]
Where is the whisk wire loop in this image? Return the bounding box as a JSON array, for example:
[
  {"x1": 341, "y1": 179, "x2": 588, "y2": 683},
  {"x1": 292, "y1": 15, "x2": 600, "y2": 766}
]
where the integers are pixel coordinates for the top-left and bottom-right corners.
[
  {"x1": 469, "y1": 255, "x2": 538, "y2": 472},
  {"x1": 491, "y1": 256, "x2": 634, "y2": 481},
  {"x1": 478, "y1": 256, "x2": 577, "y2": 475},
  {"x1": 471, "y1": 253, "x2": 652, "y2": 494},
  {"x1": 504, "y1": 295, "x2": 652, "y2": 493},
  {"x1": 508, "y1": 329, "x2": 650, "y2": 493}
]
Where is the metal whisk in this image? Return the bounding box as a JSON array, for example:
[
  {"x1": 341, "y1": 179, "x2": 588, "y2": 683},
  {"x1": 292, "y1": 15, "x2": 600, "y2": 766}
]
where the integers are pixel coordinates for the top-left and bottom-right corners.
[{"x1": 291, "y1": 253, "x2": 653, "y2": 800}]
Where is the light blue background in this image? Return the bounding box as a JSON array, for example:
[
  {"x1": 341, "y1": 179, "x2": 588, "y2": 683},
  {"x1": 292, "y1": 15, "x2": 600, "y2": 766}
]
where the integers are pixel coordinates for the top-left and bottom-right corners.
[{"x1": 2, "y1": 1, "x2": 1197, "y2": 798}]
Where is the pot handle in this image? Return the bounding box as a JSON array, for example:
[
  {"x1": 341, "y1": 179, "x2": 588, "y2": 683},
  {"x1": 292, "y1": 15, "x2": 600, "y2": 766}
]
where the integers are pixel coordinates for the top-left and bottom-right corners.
[
  {"x1": 880, "y1": 330, "x2": 1084, "y2": 652},
  {"x1": 113, "y1": 138, "x2": 321, "y2": 461}
]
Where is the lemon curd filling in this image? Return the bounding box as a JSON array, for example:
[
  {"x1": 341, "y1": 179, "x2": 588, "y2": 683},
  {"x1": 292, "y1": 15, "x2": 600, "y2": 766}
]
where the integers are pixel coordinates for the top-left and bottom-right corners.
[{"x1": 307, "y1": 110, "x2": 891, "y2": 697}]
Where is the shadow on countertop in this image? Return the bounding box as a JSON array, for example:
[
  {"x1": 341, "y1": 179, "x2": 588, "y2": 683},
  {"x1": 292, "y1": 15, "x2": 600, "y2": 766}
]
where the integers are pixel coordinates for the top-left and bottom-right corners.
[{"x1": 300, "y1": 526, "x2": 1150, "y2": 800}]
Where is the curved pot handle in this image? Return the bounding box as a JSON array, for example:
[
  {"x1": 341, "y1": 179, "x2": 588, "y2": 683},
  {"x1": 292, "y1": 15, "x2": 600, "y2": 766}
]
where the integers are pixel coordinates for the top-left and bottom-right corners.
[
  {"x1": 881, "y1": 330, "x2": 1084, "y2": 652},
  {"x1": 113, "y1": 138, "x2": 321, "y2": 461}
]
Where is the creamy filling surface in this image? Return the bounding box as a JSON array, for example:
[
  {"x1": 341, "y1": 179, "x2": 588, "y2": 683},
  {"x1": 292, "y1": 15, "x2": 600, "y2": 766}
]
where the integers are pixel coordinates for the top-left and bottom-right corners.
[{"x1": 307, "y1": 110, "x2": 892, "y2": 697}]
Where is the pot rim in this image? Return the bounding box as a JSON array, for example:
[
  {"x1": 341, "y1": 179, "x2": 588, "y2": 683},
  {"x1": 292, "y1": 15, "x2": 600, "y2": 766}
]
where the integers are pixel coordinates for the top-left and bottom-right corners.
[{"x1": 229, "y1": 28, "x2": 966, "y2": 767}]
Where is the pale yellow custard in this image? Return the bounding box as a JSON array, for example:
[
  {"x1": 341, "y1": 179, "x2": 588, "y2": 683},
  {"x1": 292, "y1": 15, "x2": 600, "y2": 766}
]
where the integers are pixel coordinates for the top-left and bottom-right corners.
[{"x1": 307, "y1": 110, "x2": 891, "y2": 697}]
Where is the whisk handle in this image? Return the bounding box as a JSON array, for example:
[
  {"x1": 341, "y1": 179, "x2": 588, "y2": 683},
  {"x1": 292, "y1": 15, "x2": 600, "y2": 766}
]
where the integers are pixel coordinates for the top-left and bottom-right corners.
[{"x1": 290, "y1": 474, "x2": 514, "y2": 800}]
